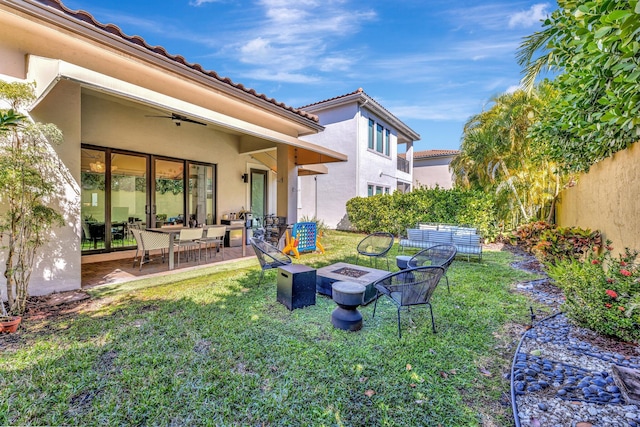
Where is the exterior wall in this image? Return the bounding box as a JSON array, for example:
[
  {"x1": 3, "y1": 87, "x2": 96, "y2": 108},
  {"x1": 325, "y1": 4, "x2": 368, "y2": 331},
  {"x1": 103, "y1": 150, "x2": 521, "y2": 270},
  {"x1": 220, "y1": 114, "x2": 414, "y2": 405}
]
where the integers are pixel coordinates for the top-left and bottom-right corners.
[
  {"x1": 556, "y1": 142, "x2": 640, "y2": 255},
  {"x1": 299, "y1": 102, "x2": 409, "y2": 229},
  {"x1": 357, "y1": 109, "x2": 401, "y2": 195},
  {"x1": 413, "y1": 156, "x2": 455, "y2": 189},
  {"x1": 0, "y1": 4, "x2": 326, "y2": 296},
  {"x1": 299, "y1": 104, "x2": 359, "y2": 228}
]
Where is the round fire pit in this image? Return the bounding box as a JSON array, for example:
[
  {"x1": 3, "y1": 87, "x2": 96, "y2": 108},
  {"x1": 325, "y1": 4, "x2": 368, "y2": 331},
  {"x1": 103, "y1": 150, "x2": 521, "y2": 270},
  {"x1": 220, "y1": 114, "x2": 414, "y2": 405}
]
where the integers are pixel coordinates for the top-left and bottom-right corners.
[{"x1": 331, "y1": 281, "x2": 366, "y2": 331}]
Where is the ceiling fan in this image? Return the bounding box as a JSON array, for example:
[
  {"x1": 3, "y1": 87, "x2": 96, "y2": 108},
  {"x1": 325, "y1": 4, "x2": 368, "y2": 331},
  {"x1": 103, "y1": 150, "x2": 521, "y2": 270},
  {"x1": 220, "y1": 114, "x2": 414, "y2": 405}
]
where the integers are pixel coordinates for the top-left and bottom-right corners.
[{"x1": 145, "y1": 112, "x2": 207, "y2": 127}]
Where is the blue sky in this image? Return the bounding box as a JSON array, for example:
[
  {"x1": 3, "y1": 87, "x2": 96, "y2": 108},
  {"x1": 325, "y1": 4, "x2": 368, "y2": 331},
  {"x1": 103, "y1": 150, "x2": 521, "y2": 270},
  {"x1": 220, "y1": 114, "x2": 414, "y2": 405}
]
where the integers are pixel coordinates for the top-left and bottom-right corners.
[{"x1": 62, "y1": 0, "x2": 552, "y2": 151}]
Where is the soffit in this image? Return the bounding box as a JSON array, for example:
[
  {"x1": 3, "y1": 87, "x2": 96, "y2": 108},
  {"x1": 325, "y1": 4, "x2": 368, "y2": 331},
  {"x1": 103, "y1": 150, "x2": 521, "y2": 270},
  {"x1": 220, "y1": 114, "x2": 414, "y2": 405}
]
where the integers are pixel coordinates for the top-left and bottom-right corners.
[
  {"x1": 27, "y1": 56, "x2": 347, "y2": 165},
  {"x1": 0, "y1": 1, "x2": 323, "y2": 137}
]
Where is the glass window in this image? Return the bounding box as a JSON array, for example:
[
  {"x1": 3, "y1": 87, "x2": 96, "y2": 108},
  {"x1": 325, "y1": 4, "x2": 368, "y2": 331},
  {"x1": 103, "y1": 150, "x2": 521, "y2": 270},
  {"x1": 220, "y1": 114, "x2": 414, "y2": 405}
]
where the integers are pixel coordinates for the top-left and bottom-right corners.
[
  {"x1": 376, "y1": 124, "x2": 384, "y2": 153},
  {"x1": 367, "y1": 185, "x2": 374, "y2": 197},
  {"x1": 188, "y1": 163, "x2": 215, "y2": 226},
  {"x1": 155, "y1": 159, "x2": 184, "y2": 227},
  {"x1": 368, "y1": 119, "x2": 375, "y2": 149},
  {"x1": 385, "y1": 129, "x2": 391, "y2": 156},
  {"x1": 376, "y1": 186, "x2": 383, "y2": 195},
  {"x1": 81, "y1": 148, "x2": 106, "y2": 251}
]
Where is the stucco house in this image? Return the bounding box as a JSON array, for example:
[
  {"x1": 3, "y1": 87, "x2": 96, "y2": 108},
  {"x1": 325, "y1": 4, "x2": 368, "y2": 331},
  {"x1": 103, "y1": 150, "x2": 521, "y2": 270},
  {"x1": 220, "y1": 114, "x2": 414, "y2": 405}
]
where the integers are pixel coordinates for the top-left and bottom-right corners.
[
  {"x1": 0, "y1": 0, "x2": 346, "y2": 297},
  {"x1": 297, "y1": 89, "x2": 419, "y2": 230},
  {"x1": 411, "y1": 149, "x2": 459, "y2": 189}
]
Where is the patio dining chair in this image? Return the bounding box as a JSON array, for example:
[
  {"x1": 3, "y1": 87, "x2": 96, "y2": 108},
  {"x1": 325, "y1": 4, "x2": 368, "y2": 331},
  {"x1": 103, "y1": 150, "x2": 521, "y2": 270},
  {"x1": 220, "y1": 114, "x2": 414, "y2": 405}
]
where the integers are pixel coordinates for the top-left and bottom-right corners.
[
  {"x1": 200, "y1": 226, "x2": 226, "y2": 260},
  {"x1": 407, "y1": 244, "x2": 457, "y2": 293},
  {"x1": 372, "y1": 265, "x2": 445, "y2": 338},
  {"x1": 138, "y1": 230, "x2": 171, "y2": 271},
  {"x1": 356, "y1": 232, "x2": 394, "y2": 270},
  {"x1": 131, "y1": 228, "x2": 145, "y2": 268},
  {"x1": 175, "y1": 228, "x2": 204, "y2": 266},
  {"x1": 250, "y1": 237, "x2": 292, "y2": 284}
]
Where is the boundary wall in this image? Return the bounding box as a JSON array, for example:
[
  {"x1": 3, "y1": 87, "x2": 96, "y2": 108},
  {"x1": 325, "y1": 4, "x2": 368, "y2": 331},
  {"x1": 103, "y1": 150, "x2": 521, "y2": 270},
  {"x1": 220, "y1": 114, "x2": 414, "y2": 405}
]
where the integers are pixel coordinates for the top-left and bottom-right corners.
[{"x1": 556, "y1": 141, "x2": 640, "y2": 255}]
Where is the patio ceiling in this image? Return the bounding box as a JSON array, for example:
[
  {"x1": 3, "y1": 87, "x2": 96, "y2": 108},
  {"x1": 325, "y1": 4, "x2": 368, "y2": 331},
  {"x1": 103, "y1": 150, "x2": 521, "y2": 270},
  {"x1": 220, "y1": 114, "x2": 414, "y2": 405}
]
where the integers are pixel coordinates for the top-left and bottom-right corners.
[
  {"x1": 249, "y1": 150, "x2": 328, "y2": 175},
  {"x1": 28, "y1": 56, "x2": 347, "y2": 166}
]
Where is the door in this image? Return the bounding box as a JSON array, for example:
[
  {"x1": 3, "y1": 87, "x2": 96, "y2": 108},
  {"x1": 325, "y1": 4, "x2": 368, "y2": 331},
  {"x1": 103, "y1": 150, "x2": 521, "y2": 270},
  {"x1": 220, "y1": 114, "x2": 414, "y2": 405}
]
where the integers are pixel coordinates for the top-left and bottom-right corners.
[
  {"x1": 250, "y1": 169, "x2": 268, "y2": 224},
  {"x1": 154, "y1": 158, "x2": 185, "y2": 227}
]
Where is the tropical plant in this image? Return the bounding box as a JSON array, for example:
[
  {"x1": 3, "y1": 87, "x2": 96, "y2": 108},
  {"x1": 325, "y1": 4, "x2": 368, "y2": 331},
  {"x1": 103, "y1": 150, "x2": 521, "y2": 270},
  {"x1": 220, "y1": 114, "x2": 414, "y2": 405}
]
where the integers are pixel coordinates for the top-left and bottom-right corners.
[
  {"x1": 450, "y1": 84, "x2": 570, "y2": 229},
  {"x1": 517, "y1": 0, "x2": 640, "y2": 173},
  {"x1": 0, "y1": 81, "x2": 64, "y2": 316},
  {"x1": 532, "y1": 226, "x2": 602, "y2": 265},
  {"x1": 547, "y1": 242, "x2": 640, "y2": 342}
]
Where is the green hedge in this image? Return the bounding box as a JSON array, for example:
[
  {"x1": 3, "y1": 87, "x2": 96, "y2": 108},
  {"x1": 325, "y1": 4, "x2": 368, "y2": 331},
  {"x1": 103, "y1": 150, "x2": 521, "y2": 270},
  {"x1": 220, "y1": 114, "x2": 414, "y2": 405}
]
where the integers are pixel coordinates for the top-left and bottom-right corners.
[{"x1": 345, "y1": 187, "x2": 497, "y2": 237}]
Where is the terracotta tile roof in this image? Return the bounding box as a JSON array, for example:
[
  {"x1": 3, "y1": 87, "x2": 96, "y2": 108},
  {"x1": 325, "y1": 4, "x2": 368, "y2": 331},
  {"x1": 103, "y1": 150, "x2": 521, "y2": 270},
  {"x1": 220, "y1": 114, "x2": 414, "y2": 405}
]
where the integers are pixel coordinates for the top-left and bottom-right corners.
[
  {"x1": 413, "y1": 149, "x2": 460, "y2": 159},
  {"x1": 34, "y1": 0, "x2": 318, "y2": 123},
  {"x1": 298, "y1": 87, "x2": 366, "y2": 109}
]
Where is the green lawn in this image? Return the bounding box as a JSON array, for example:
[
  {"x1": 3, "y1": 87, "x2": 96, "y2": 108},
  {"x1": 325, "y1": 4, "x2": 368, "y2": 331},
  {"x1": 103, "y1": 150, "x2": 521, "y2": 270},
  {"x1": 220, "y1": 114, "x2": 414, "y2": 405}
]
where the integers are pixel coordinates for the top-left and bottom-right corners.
[{"x1": 0, "y1": 232, "x2": 543, "y2": 426}]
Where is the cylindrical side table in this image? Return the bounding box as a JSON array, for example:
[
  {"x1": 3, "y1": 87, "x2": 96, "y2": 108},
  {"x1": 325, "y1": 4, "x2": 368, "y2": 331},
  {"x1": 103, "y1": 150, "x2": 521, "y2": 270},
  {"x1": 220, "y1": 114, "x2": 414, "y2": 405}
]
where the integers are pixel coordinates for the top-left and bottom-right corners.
[
  {"x1": 331, "y1": 281, "x2": 366, "y2": 331},
  {"x1": 396, "y1": 255, "x2": 412, "y2": 270}
]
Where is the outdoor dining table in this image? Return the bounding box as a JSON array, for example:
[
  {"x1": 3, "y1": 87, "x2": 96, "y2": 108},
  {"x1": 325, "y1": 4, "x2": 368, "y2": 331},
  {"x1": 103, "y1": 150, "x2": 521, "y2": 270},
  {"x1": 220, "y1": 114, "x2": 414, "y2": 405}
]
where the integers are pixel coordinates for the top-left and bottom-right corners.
[{"x1": 146, "y1": 225, "x2": 246, "y2": 270}]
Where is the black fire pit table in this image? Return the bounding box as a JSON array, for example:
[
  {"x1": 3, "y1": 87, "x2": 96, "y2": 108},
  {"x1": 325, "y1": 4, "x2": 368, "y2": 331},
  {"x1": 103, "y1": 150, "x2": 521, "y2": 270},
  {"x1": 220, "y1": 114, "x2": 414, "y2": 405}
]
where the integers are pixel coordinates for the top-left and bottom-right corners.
[
  {"x1": 316, "y1": 262, "x2": 389, "y2": 305},
  {"x1": 331, "y1": 281, "x2": 366, "y2": 331}
]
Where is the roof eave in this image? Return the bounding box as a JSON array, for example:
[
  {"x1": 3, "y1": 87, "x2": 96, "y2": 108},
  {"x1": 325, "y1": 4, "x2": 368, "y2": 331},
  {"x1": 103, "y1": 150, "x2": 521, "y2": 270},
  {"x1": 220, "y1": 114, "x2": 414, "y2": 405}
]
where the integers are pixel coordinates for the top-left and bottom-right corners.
[{"x1": 9, "y1": 0, "x2": 323, "y2": 133}]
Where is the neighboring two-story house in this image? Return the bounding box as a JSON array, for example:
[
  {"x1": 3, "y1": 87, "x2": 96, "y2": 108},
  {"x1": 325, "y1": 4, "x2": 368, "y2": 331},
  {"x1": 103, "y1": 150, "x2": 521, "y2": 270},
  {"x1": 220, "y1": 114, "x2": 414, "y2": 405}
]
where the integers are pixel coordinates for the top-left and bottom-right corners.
[
  {"x1": 411, "y1": 149, "x2": 459, "y2": 189},
  {"x1": 298, "y1": 88, "x2": 420, "y2": 230}
]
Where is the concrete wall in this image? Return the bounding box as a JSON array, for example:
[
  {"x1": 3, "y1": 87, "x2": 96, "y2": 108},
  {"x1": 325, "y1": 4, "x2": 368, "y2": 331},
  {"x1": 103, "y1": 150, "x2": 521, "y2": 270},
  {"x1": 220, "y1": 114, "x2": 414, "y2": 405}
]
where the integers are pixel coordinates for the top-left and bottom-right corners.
[{"x1": 556, "y1": 141, "x2": 640, "y2": 254}]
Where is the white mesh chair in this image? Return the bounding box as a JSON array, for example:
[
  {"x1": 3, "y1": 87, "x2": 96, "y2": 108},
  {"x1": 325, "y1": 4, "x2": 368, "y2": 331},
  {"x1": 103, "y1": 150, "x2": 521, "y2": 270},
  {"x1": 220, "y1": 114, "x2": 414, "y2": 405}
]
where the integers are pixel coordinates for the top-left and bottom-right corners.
[
  {"x1": 138, "y1": 230, "x2": 171, "y2": 271},
  {"x1": 131, "y1": 228, "x2": 145, "y2": 268},
  {"x1": 175, "y1": 228, "x2": 203, "y2": 266},
  {"x1": 200, "y1": 226, "x2": 226, "y2": 260}
]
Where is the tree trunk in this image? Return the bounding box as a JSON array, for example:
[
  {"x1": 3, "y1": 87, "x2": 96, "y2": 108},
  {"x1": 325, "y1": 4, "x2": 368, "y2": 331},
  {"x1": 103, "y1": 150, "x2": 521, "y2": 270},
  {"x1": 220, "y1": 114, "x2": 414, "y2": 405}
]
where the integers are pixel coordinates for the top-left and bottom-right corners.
[{"x1": 500, "y1": 160, "x2": 529, "y2": 222}]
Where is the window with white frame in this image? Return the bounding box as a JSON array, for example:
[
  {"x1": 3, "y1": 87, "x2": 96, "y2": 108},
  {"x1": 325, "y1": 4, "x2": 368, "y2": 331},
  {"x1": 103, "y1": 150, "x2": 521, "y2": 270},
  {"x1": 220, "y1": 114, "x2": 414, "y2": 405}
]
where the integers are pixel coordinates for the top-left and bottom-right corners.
[
  {"x1": 385, "y1": 129, "x2": 391, "y2": 156},
  {"x1": 368, "y1": 119, "x2": 375, "y2": 150},
  {"x1": 367, "y1": 117, "x2": 390, "y2": 156},
  {"x1": 368, "y1": 184, "x2": 390, "y2": 196}
]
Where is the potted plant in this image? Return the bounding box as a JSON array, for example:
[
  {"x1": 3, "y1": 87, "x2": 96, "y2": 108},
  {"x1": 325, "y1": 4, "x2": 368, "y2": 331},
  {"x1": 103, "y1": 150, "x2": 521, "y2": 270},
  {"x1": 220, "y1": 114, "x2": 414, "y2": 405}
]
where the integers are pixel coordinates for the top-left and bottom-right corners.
[{"x1": 0, "y1": 81, "x2": 64, "y2": 327}]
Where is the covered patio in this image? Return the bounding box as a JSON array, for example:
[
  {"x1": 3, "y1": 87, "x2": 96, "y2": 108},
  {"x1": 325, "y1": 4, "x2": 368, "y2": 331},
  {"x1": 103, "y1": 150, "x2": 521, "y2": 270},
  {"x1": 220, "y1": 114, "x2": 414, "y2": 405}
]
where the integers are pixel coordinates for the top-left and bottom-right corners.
[{"x1": 81, "y1": 245, "x2": 256, "y2": 289}]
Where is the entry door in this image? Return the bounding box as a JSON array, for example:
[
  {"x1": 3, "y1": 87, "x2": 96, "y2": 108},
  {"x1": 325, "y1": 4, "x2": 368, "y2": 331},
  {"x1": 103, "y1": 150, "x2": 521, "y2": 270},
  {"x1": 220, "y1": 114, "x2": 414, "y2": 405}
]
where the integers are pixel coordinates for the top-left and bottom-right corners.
[{"x1": 250, "y1": 169, "x2": 268, "y2": 223}]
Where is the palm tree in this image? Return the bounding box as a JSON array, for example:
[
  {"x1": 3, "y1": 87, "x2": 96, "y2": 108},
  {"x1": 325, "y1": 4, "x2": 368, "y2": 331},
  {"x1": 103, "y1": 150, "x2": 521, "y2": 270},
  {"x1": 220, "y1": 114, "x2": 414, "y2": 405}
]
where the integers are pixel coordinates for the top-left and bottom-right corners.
[{"x1": 451, "y1": 85, "x2": 567, "y2": 228}]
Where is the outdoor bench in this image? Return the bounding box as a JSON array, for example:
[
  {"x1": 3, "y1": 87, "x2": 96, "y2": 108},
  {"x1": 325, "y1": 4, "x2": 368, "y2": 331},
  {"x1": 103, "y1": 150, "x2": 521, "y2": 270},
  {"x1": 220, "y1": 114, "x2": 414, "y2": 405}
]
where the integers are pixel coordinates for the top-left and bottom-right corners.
[{"x1": 399, "y1": 226, "x2": 482, "y2": 261}]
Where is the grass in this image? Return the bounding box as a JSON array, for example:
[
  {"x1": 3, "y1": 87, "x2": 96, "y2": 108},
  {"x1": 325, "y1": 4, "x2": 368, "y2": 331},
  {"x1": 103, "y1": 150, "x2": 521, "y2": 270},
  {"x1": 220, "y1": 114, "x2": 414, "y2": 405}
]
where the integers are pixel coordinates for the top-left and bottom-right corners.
[{"x1": 0, "y1": 231, "x2": 543, "y2": 426}]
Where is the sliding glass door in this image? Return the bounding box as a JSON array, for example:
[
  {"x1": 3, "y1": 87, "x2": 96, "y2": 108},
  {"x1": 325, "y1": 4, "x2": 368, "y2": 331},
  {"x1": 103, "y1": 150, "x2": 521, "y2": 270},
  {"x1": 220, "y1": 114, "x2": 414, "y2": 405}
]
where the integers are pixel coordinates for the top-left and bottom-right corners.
[{"x1": 81, "y1": 145, "x2": 216, "y2": 254}]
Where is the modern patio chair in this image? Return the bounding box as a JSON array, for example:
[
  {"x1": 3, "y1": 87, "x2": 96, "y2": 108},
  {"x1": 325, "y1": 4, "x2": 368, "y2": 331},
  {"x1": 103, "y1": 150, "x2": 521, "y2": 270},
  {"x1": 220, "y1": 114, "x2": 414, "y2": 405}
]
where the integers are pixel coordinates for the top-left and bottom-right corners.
[
  {"x1": 175, "y1": 228, "x2": 204, "y2": 266},
  {"x1": 131, "y1": 228, "x2": 145, "y2": 268},
  {"x1": 250, "y1": 237, "x2": 292, "y2": 284},
  {"x1": 138, "y1": 230, "x2": 171, "y2": 271},
  {"x1": 200, "y1": 226, "x2": 226, "y2": 260},
  {"x1": 407, "y1": 244, "x2": 457, "y2": 293},
  {"x1": 356, "y1": 232, "x2": 394, "y2": 270},
  {"x1": 372, "y1": 265, "x2": 445, "y2": 338}
]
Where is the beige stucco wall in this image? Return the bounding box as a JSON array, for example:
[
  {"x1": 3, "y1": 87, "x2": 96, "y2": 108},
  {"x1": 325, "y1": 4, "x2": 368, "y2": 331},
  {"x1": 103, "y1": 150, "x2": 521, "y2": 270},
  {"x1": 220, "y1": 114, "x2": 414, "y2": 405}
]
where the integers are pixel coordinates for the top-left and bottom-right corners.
[
  {"x1": 413, "y1": 156, "x2": 455, "y2": 189},
  {"x1": 556, "y1": 141, "x2": 640, "y2": 254}
]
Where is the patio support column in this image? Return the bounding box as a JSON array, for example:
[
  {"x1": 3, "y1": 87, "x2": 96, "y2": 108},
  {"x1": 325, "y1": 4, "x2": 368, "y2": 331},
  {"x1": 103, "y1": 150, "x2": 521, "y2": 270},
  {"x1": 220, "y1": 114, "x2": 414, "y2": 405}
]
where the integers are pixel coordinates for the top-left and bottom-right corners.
[{"x1": 276, "y1": 145, "x2": 298, "y2": 224}]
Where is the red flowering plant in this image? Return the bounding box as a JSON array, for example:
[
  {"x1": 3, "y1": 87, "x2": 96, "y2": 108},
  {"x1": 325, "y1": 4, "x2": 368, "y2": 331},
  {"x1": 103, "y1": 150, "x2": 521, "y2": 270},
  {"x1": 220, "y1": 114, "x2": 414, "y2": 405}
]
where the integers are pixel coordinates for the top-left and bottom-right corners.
[{"x1": 546, "y1": 240, "x2": 640, "y2": 343}]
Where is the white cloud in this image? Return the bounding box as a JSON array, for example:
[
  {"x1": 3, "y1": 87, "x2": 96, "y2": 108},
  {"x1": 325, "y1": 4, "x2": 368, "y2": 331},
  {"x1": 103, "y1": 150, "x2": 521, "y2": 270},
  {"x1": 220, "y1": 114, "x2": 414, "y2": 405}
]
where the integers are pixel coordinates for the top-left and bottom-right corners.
[
  {"x1": 508, "y1": 3, "x2": 550, "y2": 29},
  {"x1": 240, "y1": 69, "x2": 322, "y2": 84},
  {"x1": 189, "y1": 0, "x2": 222, "y2": 6},
  {"x1": 390, "y1": 102, "x2": 478, "y2": 122},
  {"x1": 505, "y1": 84, "x2": 522, "y2": 94}
]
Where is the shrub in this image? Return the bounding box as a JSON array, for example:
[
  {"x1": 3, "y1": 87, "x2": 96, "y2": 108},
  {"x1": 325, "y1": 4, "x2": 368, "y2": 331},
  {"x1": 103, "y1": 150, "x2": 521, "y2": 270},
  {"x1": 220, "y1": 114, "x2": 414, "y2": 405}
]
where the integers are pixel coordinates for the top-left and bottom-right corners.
[
  {"x1": 533, "y1": 226, "x2": 602, "y2": 265},
  {"x1": 547, "y1": 243, "x2": 640, "y2": 343},
  {"x1": 345, "y1": 187, "x2": 497, "y2": 237},
  {"x1": 511, "y1": 221, "x2": 555, "y2": 252}
]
